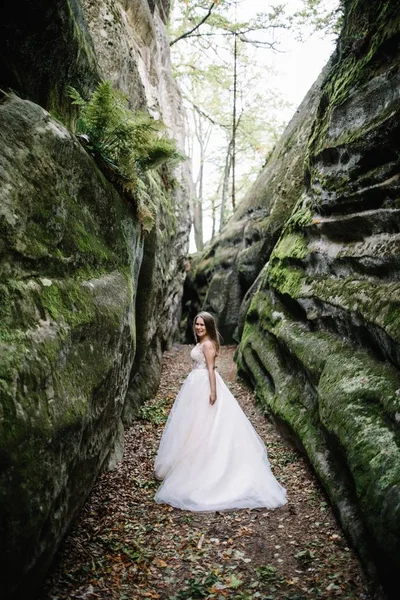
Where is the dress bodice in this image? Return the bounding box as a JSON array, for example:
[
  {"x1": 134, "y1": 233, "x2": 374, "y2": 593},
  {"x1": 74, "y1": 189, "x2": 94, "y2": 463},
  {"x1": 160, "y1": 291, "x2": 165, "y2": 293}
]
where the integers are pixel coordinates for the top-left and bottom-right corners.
[{"x1": 190, "y1": 343, "x2": 207, "y2": 370}]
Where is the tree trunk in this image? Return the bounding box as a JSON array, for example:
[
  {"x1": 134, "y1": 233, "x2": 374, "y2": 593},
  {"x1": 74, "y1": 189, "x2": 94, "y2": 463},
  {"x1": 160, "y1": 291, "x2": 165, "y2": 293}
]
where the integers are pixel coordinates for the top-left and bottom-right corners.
[
  {"x1": 211, "y1": 194, "x2": 216, "y2": 240},
  {"x1": 232, "y1": 30, "x2": 237, "y2": 212},
  {"x1": 219, "y1": 138, "x2": 233, "y2": 230},
  {"x1": 193, "y1": 198, "x2": 204, "y2": 251},
  {"x1": 191, "y1": 105, "x2": 212, "y2": 251}
]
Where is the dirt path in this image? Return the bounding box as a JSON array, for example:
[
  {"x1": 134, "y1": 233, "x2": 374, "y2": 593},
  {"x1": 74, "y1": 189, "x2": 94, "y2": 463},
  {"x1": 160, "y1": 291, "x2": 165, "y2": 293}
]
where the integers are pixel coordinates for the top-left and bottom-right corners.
[{"x1": 41, "y1": 345, "x2": 376, "y2": 600}]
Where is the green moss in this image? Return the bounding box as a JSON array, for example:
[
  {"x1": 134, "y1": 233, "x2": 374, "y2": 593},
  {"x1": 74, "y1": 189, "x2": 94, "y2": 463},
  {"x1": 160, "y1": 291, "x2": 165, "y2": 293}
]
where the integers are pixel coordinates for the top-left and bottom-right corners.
[
  {"x1": 254, "y1": 230, "x2": 310, "y2": 299},
  {"x1": 147, "y1": 170, "x2": 179, "y2": 238},
  {"x1": 194, "y1": 256, "x2": 217, "y2": 280},
  {"x1": 271, "y1": 232, "x2": 309, "y2": 261},
  {"x1": 237, "y1": 291, "x2": 400, "y2": 571},
  {"x1": 307, "y1": 1, "x2": 400, "y2": 159},
  {"x1": 66, "y1": 0, "x2": 97, "y2": 68},
  {"x1": 0, "y1": 340, "x2": 28, "y2": 382},
  {"x1": 318, "y1": 352, "x2": 400, "y2": 557},
  {"x1": 40, "y1": 281, "x2": 95, "y2": 327},
  {"x1": 0, "y1": 284, "x2": 11, "y2": 320},
  {"x1": 71, "y1": 221, "x2": 119, "y2": 264},
  {"x1": 312, "y1": 277, "x2": 400, "y2": 342},
  {"x1": 21, "y1": 232, "x2": 50, "y2": 259},
  {"x1": 383, "y1": 303, "x2": 400, "y2": 330},
  {"x1": 0, "y1": 274, "x2": 134, "y2": 447},
  {"x1": 267, "y1": 259, "x2": 305, "y2": 298},
  {"x1": 45, "y1": 0, "x2": 100, "y2": 124},
  {"x1": 286, "y1": 206, "x2": 313, "y2": 230}
]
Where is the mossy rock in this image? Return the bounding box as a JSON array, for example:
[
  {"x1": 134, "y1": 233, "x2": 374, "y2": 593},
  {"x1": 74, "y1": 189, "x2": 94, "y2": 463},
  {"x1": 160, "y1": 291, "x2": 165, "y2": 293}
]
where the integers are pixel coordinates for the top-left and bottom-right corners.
[
  {"x1": 0, "y1": 0, "x2": 101, "y2": 124},
  {"x1": 236, "y1": 0, "x2": 400, "y2": 595},
  {"x1": 0, "y1": 94, "x2": 142, "y2": 600}
]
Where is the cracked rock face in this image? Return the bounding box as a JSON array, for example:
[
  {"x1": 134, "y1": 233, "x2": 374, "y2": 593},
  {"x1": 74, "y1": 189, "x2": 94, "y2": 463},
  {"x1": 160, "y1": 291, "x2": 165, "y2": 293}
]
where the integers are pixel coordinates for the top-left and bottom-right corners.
[
  {"x1": 0, "y1": 95, "x2": 141, "y2": 600},
  {"x1": 78, "y1": 0, "x2": 191, "y2": 417},
  {"x1": 235, "y1": 0, "x2": 400, "y2": 595},
  {"x1": 79, "y1": 0, "x2": 191, "y2": 416},
  {"x1": 0, "y1": 1, "x2": 190, "y2": 598}
]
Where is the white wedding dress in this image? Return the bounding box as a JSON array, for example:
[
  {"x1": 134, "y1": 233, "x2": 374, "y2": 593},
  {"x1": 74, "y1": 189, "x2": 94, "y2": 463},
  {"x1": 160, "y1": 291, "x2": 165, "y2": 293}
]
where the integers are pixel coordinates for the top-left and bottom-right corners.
[{"x1": 154, "y1": 343, "x2": 287, "y2": 512}]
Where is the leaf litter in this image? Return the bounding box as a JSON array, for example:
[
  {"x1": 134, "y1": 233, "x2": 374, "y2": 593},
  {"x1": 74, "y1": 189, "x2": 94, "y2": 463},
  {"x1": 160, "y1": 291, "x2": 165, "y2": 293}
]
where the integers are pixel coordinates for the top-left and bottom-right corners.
[{"x1": 40, "y1": 345, "x2": 382, "y2": 600}]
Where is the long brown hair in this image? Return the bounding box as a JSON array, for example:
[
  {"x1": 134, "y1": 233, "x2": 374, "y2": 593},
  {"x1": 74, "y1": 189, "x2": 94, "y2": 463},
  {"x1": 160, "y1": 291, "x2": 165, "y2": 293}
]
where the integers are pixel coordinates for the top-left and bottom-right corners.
[{"x1": 193, "y1": 311, "x2": 221, "y2": 354}]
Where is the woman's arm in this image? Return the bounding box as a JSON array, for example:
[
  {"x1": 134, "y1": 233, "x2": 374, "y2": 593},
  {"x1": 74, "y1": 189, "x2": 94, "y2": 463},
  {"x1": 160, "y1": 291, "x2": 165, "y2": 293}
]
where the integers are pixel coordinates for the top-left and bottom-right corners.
[{"x1": 202, "y1": 340, "x2": 217, "y2": 405}]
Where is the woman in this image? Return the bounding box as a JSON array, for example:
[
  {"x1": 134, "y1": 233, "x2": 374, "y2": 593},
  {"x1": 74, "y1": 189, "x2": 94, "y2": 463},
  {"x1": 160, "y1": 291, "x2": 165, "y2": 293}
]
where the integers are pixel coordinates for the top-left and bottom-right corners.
[{"x1": 154, "y1": 311, "x2": 287, "y2": 512}]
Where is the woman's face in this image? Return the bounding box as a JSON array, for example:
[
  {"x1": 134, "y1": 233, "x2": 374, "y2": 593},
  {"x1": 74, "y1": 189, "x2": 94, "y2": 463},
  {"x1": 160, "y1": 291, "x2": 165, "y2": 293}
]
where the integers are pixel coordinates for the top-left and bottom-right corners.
[{"x1": 195, "y1": 317, "x2": 207, "y2": 339}]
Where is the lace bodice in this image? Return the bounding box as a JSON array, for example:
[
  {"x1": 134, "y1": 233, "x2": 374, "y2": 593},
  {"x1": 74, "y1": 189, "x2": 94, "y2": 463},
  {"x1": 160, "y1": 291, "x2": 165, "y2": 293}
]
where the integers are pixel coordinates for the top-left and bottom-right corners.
[{"x1": 190, "y1": 343, "x2": 207, "y2": 370}]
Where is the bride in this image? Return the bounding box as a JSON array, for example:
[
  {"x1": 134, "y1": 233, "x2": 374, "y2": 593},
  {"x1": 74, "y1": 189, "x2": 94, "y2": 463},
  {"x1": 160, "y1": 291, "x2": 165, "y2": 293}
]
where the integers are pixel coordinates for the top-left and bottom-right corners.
[{"x1": 154, "y1": 311, "x2": 287, "y2": 512}]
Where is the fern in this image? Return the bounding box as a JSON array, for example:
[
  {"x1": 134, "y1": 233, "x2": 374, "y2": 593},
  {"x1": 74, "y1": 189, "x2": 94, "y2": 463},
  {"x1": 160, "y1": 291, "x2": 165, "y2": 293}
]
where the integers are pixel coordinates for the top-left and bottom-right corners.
[{"x1": 67, "y1": 81, "x2": 183, "y2": 231}]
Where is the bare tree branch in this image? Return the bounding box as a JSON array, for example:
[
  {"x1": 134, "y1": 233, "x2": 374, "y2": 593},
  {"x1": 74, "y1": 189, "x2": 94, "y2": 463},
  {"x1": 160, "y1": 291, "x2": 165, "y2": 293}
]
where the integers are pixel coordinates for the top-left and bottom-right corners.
[
  {"x1": 238, "y1": 35, "x2": 280, "y2": 50},
  {"x1": 170, "y1": 1, "x2": 217, "y2": 47},
  {"x1": 172, "y1": 31, "x2": 280, "y2": 50},
  {"x1": 192, "y1": 102, "x2": 218, "y2": 126},
  {"x1": 181, "y1": 91, "x2": 230, "y2": 129}
]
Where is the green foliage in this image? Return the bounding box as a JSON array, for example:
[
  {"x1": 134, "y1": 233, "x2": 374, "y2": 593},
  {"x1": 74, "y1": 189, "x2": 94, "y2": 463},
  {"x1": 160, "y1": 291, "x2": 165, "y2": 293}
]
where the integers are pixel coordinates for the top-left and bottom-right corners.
[
  {"x1": 256, "y1": 563, "x2": 284, "y2": 583},
  {"x1": 67, "y1": 81, "x2": 183, "y2": 232},
  {"x1": 292, "y1": 0, "x2": 343, "y2": 38},
  {"x1": 295, "y1": 549, "x2": 316, "y2": 565},
  {"x1": 138, "y1": 396, "x2": 171, "y2": 425},
  {"x1": 173, "y1": 572, "x2": 220, "y2": 599},
  {"x1": 170, "y1": 570, "x2": 246, "y2": 599}
]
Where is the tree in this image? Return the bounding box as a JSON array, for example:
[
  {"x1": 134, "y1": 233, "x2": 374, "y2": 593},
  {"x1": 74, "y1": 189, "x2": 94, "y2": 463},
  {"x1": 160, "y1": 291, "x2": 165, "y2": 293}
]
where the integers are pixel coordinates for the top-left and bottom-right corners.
[{"x1": 170, "y1": 0, "x2": 341, "y2": 250}]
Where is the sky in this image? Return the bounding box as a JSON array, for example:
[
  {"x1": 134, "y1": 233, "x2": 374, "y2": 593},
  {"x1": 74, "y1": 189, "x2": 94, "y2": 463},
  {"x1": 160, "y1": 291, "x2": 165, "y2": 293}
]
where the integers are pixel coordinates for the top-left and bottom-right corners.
[
  {"x1": 234, "y1": 0, "x2": 338, "y2": 105},
  {"x1": 247, "y1": 0, "x2": 338, "y2": 119},
  {"x1": 175, "y1": 0, "x2": 339, "y2": 251}
]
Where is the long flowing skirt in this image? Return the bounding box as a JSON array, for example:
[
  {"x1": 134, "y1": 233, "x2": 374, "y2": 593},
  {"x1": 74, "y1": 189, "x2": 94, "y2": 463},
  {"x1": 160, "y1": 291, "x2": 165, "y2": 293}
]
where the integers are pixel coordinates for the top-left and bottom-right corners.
[{"x1": 154, "y1": 368, "x2": 287, "y2": 512}]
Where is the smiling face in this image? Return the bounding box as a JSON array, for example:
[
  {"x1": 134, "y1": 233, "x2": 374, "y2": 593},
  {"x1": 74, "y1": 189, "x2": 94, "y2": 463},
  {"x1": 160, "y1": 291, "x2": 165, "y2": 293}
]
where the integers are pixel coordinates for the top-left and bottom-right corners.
[
  {"x1": 192, "y1": 312, "x2": 220, "y2": 353},
  {"x1": 194, "y1": 316, "x2": 207, "y2": 340}
]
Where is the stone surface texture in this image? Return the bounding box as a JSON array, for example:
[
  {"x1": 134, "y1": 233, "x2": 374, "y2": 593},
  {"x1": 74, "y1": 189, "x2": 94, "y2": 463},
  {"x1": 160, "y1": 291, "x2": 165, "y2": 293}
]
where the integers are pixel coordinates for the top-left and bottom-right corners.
[
  {"x1": 0, "y1": 95, "x2": 141, "y2": 599},
  {"x1": 0, "y1": 1, "x2": 190, "y2": 598},
  {"x1": 235, "y1": 0, "x2": 400, "y2": 595},
  {"x1": 78, "y1": 0, "x2": 192, "y2": 418}
]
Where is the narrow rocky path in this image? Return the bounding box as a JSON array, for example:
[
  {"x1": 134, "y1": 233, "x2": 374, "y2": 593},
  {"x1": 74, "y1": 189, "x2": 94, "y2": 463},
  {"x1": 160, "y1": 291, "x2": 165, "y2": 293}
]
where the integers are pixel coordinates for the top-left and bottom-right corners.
[{"x1": 41, "y1": 346, "x2": 377, "y2": 600}]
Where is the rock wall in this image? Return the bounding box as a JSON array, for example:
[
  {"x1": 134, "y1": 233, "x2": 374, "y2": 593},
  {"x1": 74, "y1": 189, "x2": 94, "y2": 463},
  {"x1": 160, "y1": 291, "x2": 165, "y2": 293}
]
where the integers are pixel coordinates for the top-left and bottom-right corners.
[
  {"x1": 236, "y1": 0, "x2": 400, "y2": 595},
  {"x1": 78, "y1": 0, "x2": 191, "y2": 419},
  {"x1": 0, "y1": 1, "x2": 190, "y2": 598},
  {"x1": 0, "y1": 94, "x2": 142, "y2": 598},
  {"x1": 183, "y1": 0, "x2": 400, "y2": 593}
]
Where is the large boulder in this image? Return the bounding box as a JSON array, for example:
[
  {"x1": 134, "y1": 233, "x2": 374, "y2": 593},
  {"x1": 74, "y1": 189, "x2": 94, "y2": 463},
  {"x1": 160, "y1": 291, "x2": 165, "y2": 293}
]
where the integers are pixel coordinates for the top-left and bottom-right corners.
[
  {"x1": 0, "y1": 93, "x2": 141, "y2": 599},
  {"x1": 236, "y1": 0, "x2": 400, "y2": 594},
  {"x1": 0, "y1": 1, "x2": 190, "y2": 598}
]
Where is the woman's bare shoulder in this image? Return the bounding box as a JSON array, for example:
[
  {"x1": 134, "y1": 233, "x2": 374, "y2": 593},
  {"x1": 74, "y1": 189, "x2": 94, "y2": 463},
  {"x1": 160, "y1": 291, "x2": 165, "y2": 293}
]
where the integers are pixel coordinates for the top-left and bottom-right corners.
[{"x1": 201, "y1": 339, "x2": 216, "y2": 353}]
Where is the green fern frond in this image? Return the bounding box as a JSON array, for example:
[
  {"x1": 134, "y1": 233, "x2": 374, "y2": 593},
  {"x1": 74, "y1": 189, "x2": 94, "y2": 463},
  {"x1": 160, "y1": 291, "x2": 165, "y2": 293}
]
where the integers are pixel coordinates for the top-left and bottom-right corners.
[
  {"x1": 67, "y1": 80, "x2": 183, "y2": 232},
  {"x1": 66, "y1": 86, "x2": 86, "y2": 107},
  {"x1": 136, "y1": 140, "x2": 184, "y2": 170}
]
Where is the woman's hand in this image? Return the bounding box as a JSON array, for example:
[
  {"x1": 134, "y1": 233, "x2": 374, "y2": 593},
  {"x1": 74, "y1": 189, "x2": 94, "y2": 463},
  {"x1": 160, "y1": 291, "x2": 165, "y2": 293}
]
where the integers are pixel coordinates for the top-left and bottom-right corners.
[{"x1": 209, "y1": 392, "x2": 217, "y2": 405}]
